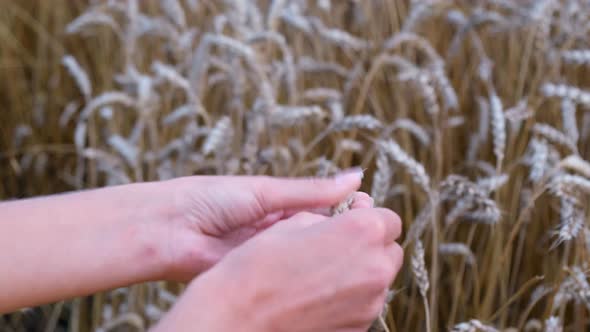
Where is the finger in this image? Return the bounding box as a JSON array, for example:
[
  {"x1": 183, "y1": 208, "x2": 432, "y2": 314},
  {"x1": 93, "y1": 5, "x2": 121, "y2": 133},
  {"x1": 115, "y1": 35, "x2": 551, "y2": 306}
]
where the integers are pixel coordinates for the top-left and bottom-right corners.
[
  {"x1": 385, "y1": 242, "x2": 404, "y2": 284},
  {"x1": 274, "y1": 211, "x2": 328, "y2": 231},
  {"x1": 350, "y1": 192, "x2": 373, "y2": 209},
  {"x1": 329, "y1": 208, "x2": 402, "y2": 245},
  {"x1": 251, "y1": 168, "x2": 363, "y2": 213}
]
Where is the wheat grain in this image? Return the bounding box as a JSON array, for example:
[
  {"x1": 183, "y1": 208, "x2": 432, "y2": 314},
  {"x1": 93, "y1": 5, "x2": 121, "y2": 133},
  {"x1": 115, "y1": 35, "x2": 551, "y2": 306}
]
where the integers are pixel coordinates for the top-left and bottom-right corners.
[
  {"x1": 383, "y1": 32, "x2": 443, "y2": 65},
  {"x1": 302, "y1": 88, "x2": 342, "y2": 103},
  {"x1": 525, "y1": 319, "x2": 543, "y2": 332},
  {"x1": 560, "y1": 99, "x2": 579, "y2": 144},
  {"x1": 554, "y1": 197, "x2": 583, "y2": 243},
  {"x1": 162, "y1": 105, "x2": 199, "y2": 127},
  {"x1": 79, "y1": 92, "x2": 135, "y2": 121},
  {"x1": 533, "y1": 123, "x2": 578, "y2": 154},
  {"x1": 445, "y1": 198, "x2": 472, "y2": 226},
  {"x1": 267, "y1": 0, "x2": 288, "y2": 31},
  {"x1": 490, "y1": 91, "x2": 506, "y2": 168},
  {"x1": 107, "y1": 135, "x2": 139, "y2": 167},
  {"x1": 338, "y1": 139, "x2": 363, "y2": 153},
  {"x1": 441, "y1": 175, "x2": 501, "y2": 224},
  {"x1": 390, "y1": 118, "x2": 431, "y2": 146},
  {"x1": 311, "y1": 18, "x2": 370, "y2": 51},
  {"x1": 59, "y1": 102, "x2": 80, "y2": 128},
  {"x1": 331, "y1": 194, "x2": 354, "y2": 216},
  {"x1": 528, "y1": 139, "x2": 549, "y2": 183},
  {"x1": 279, "y1": 7, "x2": 313, "y2": 34},
  {"x1": 12, "y1": 125, "x2": 32, "y2": 149},
  {"x1": 431, "y1": 65, "x2": 459, "y2": 111},
  {"x1": 202, "y1": 116, "x2": 233, "y2": 156},
  {"x1": 74, "y1": 122, "x2": 87, "y2": 151},
  {"x1": 160, "y1": 0, "x2": 186, "y2": 28},
  {"x1": 412, "y1": 71, "x2": 440, "y2": 115},
  {"x1": 543, "y1": 317, "x2": 562, "y2": 332},
  {"x1": 62, "y1": 55, "x2": 92, "y2": 102},
  {"x1": 66, "y1": 10, "x2": 121, "y2": 35},
  {"x1": 559, "y1": 155, "x2": 590, "y2": 178},
  {"x1": 476, "y1": 174, "x2": 508, "y2": 194},
  {"x1": 297, "y1": 56, "x2": 349, "y2": 78},
  {"x1": 504, "y1": 99, "x2": 532, "y2": 122},
  {"x1": 269, "y1": 105, "x2": 325, "y2": 127},
  {"x1": 551, "y1": 173, "x2": 590, "y2": 197},
  {"x1": 379, "y1": 139, "x2": 430, "y2": 193},
  {"x1": 561, "y1": 49, "x2": 590, "y2": 66},
  {"x1": 467, "y1": 97, "x2": 490, "y2": 161},
  {"x1": 541, "y1": 83, "x2": 590, "y2": 107},
  {"x1": 553, "y1": 266, "x2": 590, "y2": 311},
  {"x1": 152, "y1": 61, "x2": 190, "y2": 92},
  {"x1": 411, "y1": 240, "x2": 429, "y2": 297},
  {"x1": 371, "y1": 149, "x2": 393, "y2": 207},
  {"x1": 439, "y1": 242, "x2": 476, "y2": 266},
  {"x1": 403, "y1": 1, "x2": 433, "y2": 32},
  {"x1": 330, "y1": 115, "x2": 383, "y2": 132}
]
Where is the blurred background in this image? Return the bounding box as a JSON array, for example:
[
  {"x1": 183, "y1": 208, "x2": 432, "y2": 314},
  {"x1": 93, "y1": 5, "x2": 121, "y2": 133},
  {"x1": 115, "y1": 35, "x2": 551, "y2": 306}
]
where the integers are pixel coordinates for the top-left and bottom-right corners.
[{"x1": 2, "y1": 1, "x2": 590, "y2": 331}]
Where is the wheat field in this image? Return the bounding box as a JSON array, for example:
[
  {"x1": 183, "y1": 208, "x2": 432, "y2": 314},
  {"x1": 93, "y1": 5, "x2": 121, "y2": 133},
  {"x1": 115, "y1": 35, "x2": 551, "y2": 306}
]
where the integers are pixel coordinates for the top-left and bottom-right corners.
[{"x1": 1, "y1": 1, "x2": 590, "y2": 331}]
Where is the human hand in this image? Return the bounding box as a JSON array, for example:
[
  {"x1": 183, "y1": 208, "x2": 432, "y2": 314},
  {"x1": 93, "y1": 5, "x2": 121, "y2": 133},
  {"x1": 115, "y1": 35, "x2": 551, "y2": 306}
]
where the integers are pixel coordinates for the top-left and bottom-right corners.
[
  {"x1": 154, "y1": 169, "x2": 369, "y2": 281},
  {"x1": 153, "y1": 207, "x2": 403, "y2": 332},
  {"x1": 0, "y1": 169, "x2": 367, "y2": 312}
]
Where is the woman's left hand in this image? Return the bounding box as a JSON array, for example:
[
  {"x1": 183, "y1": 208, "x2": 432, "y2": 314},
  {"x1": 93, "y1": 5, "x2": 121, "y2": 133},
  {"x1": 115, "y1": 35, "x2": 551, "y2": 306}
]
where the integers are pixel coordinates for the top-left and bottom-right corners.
[{"x1": 153, "y1": 169, "x2": 369, "y2": 281}]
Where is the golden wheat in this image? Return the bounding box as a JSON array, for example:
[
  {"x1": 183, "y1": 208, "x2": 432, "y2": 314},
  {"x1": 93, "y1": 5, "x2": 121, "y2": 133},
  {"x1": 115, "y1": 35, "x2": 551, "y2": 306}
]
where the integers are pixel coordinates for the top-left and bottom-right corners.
[{"x1": 2, "y1": 1, "x2": 590, "y2": 331}]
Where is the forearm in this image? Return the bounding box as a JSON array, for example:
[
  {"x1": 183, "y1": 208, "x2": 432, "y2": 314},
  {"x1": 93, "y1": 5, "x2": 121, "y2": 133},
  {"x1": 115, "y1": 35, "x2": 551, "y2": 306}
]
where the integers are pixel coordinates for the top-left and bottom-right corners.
[{"x1": 0, "y1": 182, "x2": 169, "y2": 313}]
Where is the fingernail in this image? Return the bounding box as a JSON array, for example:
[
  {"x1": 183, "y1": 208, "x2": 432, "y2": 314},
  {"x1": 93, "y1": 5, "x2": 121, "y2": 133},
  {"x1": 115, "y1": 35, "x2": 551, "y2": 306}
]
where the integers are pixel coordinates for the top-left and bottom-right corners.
[{"x1": 334, "y1": 167, "x2": 364, "y2": 184}]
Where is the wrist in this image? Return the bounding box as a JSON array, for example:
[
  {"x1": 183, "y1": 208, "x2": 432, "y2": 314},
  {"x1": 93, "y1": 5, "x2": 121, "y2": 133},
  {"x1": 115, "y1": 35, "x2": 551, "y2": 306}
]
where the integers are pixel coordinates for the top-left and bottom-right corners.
[
  {"x1": 136, "y1": 177, "x2": 220, "y2": 281},
  {"x1": 104, "y1": 181, "x2": 177, "y2": 282}
]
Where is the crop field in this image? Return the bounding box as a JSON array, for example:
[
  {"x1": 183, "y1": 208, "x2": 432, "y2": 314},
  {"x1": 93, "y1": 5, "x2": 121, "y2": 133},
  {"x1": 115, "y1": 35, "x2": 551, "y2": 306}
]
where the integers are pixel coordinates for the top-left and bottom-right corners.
[{"x1": 1, "y1": 1, "x2": 590, "y2": 331}]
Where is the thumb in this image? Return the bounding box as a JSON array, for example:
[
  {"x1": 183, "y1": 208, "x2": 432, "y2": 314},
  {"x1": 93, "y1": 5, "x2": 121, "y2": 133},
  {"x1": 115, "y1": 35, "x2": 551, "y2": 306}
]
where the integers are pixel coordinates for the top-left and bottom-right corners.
[{"x1": 252, "y1": 168, "x2": 363, "y2": 213}]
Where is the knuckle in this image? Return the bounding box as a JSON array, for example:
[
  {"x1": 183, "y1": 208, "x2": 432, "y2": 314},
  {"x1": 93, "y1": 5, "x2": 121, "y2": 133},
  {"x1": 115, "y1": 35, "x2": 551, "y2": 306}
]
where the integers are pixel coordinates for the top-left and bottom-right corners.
[
  {"x1": 371, "y1": 219, "x2": 387, "y2": 241},
  {"x1": 377, "y1": 265, "x2": 395, "y2": 287},
  {"x1": 358, "y1": 296, "x2": 385, "y2": 323},
  {"x1": 364, "y1": 261, "x2": 393, "y2": 291},
  {"x1": 345, "y1": 214, "x2": 368, "y2": 233},
  {"x1": 345, "y1": 211, "x2": 384, "y2": 242},
  {"x1": 353, "y1": 192, "x2": 375, "y2": 209},
  {"x1": 377, "y1": 208, "x2": 403, "y2": 239},
  {"x1": 355, "y1": 191, "x2": 370, "y2": 201},
  {"x1": 389, "y1": 243, "x2": 405, "y2": 277},
  {"x1": 392, "y1": 214, "x2": 403, "y2": 238}
]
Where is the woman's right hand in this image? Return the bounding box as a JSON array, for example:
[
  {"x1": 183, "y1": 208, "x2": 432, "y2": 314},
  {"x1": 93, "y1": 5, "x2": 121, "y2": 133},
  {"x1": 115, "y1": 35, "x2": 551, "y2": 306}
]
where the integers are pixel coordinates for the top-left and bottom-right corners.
[{"x1": 153, "y1": 207, "x2": 403, "y2": 332}]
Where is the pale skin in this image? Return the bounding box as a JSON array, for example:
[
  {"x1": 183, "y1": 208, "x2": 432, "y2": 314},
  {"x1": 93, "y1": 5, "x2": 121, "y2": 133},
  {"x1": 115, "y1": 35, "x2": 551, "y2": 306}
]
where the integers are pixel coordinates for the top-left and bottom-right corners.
[{"x1": 0, "y1": 168, "x2": 404, "y2": 331}]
